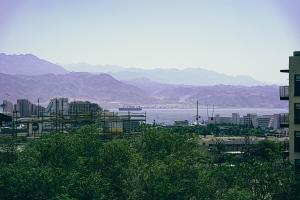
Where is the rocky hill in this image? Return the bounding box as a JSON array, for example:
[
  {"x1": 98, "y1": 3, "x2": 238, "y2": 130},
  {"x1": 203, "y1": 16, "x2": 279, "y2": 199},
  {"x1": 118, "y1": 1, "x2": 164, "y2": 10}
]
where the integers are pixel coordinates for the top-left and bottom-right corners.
[{"x1": 0, "y1": 53, "x2": 67, "y2": 75}]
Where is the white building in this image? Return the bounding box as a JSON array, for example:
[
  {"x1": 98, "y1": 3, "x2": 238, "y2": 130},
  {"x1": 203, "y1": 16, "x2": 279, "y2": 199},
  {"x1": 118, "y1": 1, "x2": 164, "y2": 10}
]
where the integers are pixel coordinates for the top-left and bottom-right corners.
[
  {"x1": 242, "y1": 113, "x2": 258, "y2": 128},
  {"x1": 257, "y1": 115, "x2": 272, "y2": 129},
  {"x1": 232, "y1": 113, "x2": 240, "y2": 125},
  {"x1": 208, "y1": 114, "x2": 232, "y2": 124},
  {"x1": 269, "y1": 114, "x2": 280, "y2": 130}
]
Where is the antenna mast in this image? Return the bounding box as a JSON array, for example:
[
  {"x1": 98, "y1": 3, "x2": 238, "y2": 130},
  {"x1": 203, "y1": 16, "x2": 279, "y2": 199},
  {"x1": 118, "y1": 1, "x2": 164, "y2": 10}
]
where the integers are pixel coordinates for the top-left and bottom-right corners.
[
  {"x1": 196, "y1": 100, "x2": 199, "y2": 125},
  {"x1": 206, "y1": 104, "x2": 215, "y2": 121},
  {"x1": 206, "y1": 104, "x2": 210, "y2": 119}
]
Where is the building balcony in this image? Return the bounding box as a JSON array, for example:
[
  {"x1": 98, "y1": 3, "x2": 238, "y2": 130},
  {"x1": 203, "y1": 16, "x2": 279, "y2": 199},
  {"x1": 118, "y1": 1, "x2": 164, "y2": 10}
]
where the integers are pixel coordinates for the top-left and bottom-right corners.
[
  {"x1": 279, "y1": 113, "x2": 289, "y2": 128},
  {"x1": 280, "y1": 86, "x2": 289, "y2": 100},
  {"x1": 280, "y1": 69, "x2": 289, "y2": 73}
]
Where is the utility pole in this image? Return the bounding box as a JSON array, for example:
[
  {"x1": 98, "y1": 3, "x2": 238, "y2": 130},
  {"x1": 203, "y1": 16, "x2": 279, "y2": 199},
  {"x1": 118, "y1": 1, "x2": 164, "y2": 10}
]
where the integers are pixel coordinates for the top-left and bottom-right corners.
[
  {"x1": 55, "y1": 98, "x2": 58, "y2": 133},
  {"x1": 196, "y1": 100, "x2": 199, "y2": 125},
  {"x1": 61, "y1": 99, "x2": 64, "y2": 133},
  {"x1": 37, "y1": 98, "x2": 40, "y2": 118}
]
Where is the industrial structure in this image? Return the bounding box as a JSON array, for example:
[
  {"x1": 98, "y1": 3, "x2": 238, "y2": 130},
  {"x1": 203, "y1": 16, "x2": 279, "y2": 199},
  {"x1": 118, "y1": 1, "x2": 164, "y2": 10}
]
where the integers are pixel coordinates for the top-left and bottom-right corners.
[{"x1": 280, "y1": 51, "x2": 300, "y2": 167}]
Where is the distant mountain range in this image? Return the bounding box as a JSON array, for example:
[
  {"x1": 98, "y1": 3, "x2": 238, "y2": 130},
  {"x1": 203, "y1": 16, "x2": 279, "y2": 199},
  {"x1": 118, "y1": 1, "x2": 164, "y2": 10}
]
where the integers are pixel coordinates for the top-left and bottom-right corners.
[
  {"x1": 0, "y1": 72, "x2": 154, "y2": 107},
  {"x1": 0, "y1": 72, "x2": 286, "y2": 108},
  {"x1": 64, "y1": 63, "x2": 265, "y2": 86},
  {"x1": 125, "y1": 78, "x2": 285, "y2": 108},
  {"x1": 0, "y1": 53, "x2": 67, "y2": 75},
  {"x1": 0, "y1": 53, "x2": 285, "y2": 108}
]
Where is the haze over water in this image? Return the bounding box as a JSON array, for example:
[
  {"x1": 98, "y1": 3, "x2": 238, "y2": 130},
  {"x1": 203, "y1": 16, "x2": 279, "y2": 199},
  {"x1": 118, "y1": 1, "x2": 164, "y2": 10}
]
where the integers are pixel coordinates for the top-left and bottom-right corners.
[{"x1": 116, "y1": 108, "x2": 288, "y2": 124}]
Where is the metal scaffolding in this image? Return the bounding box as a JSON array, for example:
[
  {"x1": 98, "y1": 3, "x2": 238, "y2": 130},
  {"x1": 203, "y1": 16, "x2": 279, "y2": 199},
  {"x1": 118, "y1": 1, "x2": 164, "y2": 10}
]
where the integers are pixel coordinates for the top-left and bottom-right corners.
[{"x1": 12, "y1": 110, "x2": 146, "y2": 137}]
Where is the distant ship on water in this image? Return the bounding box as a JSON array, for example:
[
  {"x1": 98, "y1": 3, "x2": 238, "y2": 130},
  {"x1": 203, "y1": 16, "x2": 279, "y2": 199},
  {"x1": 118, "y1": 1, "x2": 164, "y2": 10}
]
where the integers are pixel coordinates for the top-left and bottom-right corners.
[{"x1": 118, "y1": 106, "x2": 142, "y2": 111}]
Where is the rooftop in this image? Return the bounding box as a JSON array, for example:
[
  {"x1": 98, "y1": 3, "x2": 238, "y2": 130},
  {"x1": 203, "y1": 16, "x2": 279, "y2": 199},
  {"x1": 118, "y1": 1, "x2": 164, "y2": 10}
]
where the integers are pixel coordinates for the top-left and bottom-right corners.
[{"x1": 294, "y1": 51, "x2": 300, "y2": 56}]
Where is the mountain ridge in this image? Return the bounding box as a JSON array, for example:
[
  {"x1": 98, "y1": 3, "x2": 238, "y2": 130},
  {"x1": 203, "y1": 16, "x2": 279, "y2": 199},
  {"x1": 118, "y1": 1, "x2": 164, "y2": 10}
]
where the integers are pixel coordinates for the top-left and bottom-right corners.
[
  {"x1": 0, "y1": 53, "x2": 285, "y2": 108},
  {"x1": 64, "y1": 63, "x2": 265, "y2": 86},
  {"x1": 0, "y1": 53, "x2": 68, "y2": 75},
  {"x1": 0, "y1": 53, "x2": 264, "y2": 86},
  {"x1": 0, "y1": 72, "x2": 286, "y2": 109},
  {"x1": 0, "y1": 72, "x2": 155, "y2": 107}
]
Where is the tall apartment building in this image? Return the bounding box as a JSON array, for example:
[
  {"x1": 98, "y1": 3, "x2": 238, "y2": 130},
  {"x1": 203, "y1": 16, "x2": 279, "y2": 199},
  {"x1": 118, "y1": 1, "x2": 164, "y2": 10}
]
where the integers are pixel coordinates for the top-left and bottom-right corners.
[
  {"x1": 1, "y1": 100, "x2": 14, "y2": 113},
  {"x1": 30, "y1": 104, "x2": 46, "y2": 117},
  {"x1": 268, "y1": 114, "x2": 280, "y2": 130},
  {"x1": 15, "y1": 99, "x2": 44, "y2": 117},
  {"x1": 45, "y1": 98, "x2": 69, "y2": 115},
  {"x1": 280, "y1": 51, "x2": 300, "y2": 167},
  {"x1": 16, "y1": 99, "x2": 31, "y2": 117},
  {"x1": 232, "y1": 113, "x2": 240, "y2": 125}
]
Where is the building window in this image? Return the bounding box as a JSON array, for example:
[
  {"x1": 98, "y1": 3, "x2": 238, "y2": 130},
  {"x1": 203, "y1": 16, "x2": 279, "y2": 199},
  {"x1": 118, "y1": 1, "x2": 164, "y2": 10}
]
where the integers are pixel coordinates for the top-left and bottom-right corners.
[
  {"x1": 295, "y1": 75, "x2": 300, "y2": 96},
  {"x1": 295, "y1": 132, "x2": 300, "y2": 152},
  {"x1": 295, "y1": 159, "x2": 300, "y2": 171},
  {"x1": 295, "y1": 104, "x2": 300, "y2": 124}
]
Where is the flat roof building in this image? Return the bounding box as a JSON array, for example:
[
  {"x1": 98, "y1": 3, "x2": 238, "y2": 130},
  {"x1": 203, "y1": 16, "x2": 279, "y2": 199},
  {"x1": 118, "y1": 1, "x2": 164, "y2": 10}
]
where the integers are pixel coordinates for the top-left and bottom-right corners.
[
  {"x1": 257, "y1": 115, "x2": 272, "y2": 129},
  {"x1": 69, "y1": 101, "x2": 101, "y2": 116},
  {"x1": 280, "y1": 51, "x2": 300, "y2": 168}
]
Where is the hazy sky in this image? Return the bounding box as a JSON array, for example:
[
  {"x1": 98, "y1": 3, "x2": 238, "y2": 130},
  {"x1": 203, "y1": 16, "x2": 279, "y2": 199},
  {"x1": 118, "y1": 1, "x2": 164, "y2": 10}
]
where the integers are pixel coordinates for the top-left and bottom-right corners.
[{"x1": 0, "y1": 0, "x2": 299, "y2": 84}]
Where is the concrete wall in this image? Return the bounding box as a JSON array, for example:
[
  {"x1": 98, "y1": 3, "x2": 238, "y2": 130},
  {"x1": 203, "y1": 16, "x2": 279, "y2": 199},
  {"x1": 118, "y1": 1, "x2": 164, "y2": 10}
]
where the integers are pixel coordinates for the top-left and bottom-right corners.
[{"x1": 289, "y1": 52, "x2": 300, "y2": 162}]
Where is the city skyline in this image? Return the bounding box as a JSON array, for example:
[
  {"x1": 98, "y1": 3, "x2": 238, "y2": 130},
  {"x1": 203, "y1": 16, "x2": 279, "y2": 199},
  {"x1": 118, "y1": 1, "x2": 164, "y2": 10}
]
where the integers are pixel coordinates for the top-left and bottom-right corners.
[
  {"x1": 0, "y1": 0, "x2": 299, "y2": 84},
  {"x1": 0, "y1": 1, "x2": 299, "y2": 197}
]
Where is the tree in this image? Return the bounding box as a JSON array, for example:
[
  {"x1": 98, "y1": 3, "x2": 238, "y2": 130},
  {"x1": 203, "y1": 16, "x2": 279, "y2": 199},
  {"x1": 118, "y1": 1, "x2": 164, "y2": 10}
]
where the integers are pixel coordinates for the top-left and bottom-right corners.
[
  {"x1": 244, "y1": 140, "x2": 283, "y2": 162},
  {"x1": 0, "y1": 126, "x2": 299, "y2": 200}
]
